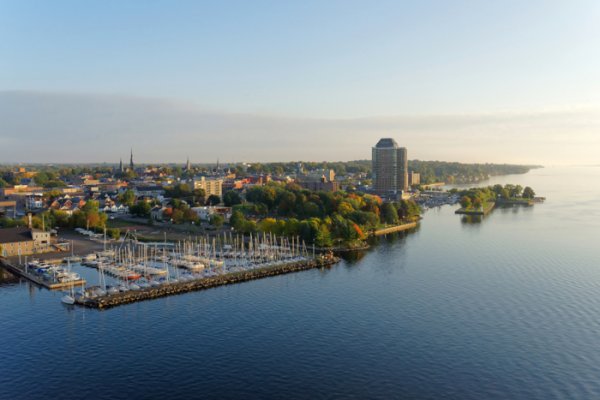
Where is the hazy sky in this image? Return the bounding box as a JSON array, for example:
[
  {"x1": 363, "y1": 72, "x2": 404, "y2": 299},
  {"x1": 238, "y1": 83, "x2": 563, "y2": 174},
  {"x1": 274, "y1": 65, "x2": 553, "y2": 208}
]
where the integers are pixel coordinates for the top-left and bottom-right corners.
[{"x1": 1, "y1": 1, "x2": 599, "y2": 164}]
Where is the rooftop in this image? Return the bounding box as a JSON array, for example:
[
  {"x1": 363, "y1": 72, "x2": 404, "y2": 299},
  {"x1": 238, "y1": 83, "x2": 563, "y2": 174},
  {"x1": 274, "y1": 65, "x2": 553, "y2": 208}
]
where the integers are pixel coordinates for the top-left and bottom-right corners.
[
  {"x1": 0, "y1": 227, "x2": 33, "y2": 244},
  {"x1": 375, "y1": 138, "x2": 399, "y2": 148}
]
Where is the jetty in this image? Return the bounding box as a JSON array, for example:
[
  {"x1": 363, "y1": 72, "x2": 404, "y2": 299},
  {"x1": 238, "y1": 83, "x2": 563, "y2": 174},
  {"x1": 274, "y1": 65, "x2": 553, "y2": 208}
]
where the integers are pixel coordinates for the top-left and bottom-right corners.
[
  {"x1": 372, "y1": 221, "x2": 418, "y2": 236},
  {"x1": 80, "y1": 255, "x2": 339, "y2": 309}
]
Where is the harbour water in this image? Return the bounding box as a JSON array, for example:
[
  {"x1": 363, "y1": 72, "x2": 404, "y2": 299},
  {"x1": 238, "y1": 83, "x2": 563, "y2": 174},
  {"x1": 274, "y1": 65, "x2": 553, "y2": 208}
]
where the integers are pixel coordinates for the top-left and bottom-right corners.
[{"x1": 1, "y1": 166, "x2": 599, "y2": 399}]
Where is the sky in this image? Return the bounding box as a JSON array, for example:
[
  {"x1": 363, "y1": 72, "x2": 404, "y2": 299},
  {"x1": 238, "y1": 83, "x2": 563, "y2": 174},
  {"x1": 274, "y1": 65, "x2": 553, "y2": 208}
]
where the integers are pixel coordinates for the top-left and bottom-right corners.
[{"x1": 1, "y1": 0, "x2": 600, "y2": 164}]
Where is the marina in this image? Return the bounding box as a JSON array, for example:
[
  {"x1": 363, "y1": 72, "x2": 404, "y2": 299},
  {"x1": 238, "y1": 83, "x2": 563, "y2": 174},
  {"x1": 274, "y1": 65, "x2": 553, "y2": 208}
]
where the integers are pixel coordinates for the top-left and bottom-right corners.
[
  {"x1": 0, "y1": 258, "x2": 86, "y2": 290},
  {"x1": 0, "y1": 232, "x2": 340, "y2": 308}
]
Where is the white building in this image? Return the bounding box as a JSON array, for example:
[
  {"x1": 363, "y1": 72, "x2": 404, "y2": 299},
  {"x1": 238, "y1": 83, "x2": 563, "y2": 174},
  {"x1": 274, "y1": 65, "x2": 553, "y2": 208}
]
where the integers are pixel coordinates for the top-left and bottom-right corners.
[{"x1": 191, "y1": 206, "x2": 232, "y2": 222}]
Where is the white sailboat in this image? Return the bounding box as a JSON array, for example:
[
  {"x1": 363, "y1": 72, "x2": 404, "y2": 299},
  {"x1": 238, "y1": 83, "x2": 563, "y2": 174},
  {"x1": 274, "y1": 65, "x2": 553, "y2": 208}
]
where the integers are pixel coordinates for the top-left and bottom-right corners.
[{"x1": 61, "y1": 260, "x2": 76, "y2": 305}]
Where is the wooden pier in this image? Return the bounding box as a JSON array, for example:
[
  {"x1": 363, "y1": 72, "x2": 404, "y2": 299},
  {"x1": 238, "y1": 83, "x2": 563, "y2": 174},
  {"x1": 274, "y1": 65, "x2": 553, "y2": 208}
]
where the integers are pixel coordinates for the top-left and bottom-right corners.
[
  {"x1": 0, "y1": 258, "x2": 86, "y2": 290},
  {"x1": 80, "y1": 256, "x2": 341, "y2": 309}
]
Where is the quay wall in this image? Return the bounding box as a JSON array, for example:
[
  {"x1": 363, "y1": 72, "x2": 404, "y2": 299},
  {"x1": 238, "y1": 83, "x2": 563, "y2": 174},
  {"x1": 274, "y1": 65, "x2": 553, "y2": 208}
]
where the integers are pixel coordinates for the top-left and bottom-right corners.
[
  {"x1": 372, "y1": 222, "x2": 418, "y2": 236},
  {"x1": 84, "y1": 256, "x2": 340, "y2": 309}
]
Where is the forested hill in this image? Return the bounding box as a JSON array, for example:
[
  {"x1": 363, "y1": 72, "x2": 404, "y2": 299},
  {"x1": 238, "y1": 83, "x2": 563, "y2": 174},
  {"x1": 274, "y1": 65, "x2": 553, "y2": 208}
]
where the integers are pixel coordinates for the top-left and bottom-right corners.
[
  {"x1": 247, "y1": 160, "x2": 541, "y2": 185},
  {"x1": 406, "y1": 160, "x2": 541, "y2": 184}
]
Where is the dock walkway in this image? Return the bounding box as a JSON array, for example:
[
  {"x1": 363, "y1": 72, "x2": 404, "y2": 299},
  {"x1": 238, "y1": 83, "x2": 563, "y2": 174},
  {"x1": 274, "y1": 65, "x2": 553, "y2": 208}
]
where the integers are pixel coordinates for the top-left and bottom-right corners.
[
  {"x1": 0, "y1": 258, "x2": 86, "y2": 290},
  {"x1": 81, "y1": 256, "x2": 340, "y2": 309}
]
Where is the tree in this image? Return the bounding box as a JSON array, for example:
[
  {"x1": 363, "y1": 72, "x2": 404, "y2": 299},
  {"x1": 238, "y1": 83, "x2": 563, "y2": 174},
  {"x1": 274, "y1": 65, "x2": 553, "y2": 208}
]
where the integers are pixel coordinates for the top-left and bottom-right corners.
[
  {"x1": 381, "y1": 202, "x2": 399, "y2": 225},
  {"x1": 130, "y1": 200, "x2": 151, "y2": 217},
  {"x1": 258, "y1": 217, "x2": 277, "y2": 233},
  {"x1": 223, "y1": 191, "x2": 242, "y2": 207},
  {"x1": 107, "y1": 228, "x2": 121, "y2": 240},
  {"x1": 512, "y1": 184, "x2": 523, "y2": 198},
  {"x1": 460, "y1": 196, "x2": 472, "y2": 209},
  {"x1": 172, "y1": 209, "x2": 185, "y2": 224},
  {"x1": 209, "y1": 214, "x2": 224, "y2": 228},
  {"x1": 206, "y1": 194, "x2": 221, "y2": 206},
  {"x1": 230, "y1": 210, "x2": 247, "y2": 231},
  {"x1": 338, "y1": 201, "x2": 354, "y2": 216},
  {"x1": 473, "y1": 197, "x2": 483, "y2": 209},
  {"x1": 523, "y1": 186, "x2": 535, "y2": 199},
  {"x1": 118, "y1": 189, "x2": 136, "y2": 206},
  {"x1": 276, "y1": 191, "x2": 297, "y2": 216},
  {"x1": 315, "y1": 224, "x2": 333, "y2": 247},
  {"x1": 192, "y1": 188, "x2": 206, "y2": 205}
]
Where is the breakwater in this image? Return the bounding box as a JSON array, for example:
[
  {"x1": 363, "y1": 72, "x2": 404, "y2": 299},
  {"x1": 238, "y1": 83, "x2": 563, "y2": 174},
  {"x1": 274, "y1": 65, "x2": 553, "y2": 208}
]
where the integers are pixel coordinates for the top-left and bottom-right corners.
[
  {"x1": 80, "y1": 255, "x2": 340, "y2": 309},
  {"x1": 372, "y1": 222, "x2": 418, "y2": 236}
]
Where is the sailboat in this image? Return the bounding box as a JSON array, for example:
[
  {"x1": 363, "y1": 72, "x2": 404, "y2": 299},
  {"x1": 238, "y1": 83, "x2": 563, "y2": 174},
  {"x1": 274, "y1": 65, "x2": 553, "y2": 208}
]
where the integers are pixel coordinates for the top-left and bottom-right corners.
[{"x1": 61, "y1": 260, "x2": 76, "y2": 305}]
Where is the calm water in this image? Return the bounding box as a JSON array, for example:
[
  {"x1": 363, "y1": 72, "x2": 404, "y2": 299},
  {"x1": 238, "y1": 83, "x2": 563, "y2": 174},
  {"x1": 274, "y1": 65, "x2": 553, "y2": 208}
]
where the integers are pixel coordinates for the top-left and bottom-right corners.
[{"x1": 1, "y1": 166, "x2": 599, "y2": 400}]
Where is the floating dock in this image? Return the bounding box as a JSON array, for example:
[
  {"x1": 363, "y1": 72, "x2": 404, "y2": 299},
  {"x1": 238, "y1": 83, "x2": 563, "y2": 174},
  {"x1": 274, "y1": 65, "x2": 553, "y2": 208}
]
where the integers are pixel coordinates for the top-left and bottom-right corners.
[{"x1": 0, "y1": 258, "x2": 86, "y2": 290}]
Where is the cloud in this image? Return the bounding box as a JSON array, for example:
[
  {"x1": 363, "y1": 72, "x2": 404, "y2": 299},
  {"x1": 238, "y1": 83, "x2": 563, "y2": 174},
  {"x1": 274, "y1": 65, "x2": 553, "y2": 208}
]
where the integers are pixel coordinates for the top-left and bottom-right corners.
[{"x1": 1, "y1": 91, "x2": 598, "y2": 165}]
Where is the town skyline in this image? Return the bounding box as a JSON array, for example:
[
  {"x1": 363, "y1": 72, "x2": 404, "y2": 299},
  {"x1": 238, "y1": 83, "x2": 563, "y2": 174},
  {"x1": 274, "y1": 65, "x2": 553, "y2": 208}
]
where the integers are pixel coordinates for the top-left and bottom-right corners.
[{"x1": 2, "y1": 91, "x2": 598, "y2": 166}]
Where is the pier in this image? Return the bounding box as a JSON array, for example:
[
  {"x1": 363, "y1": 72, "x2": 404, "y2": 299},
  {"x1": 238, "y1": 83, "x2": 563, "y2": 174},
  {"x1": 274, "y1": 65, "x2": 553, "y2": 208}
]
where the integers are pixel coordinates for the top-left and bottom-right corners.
[
  {"x1": 80, "y1": 255, "x2": 339, "y2": 309},
  {"x1": 0, "y1": 258, "x2": 86, "y2": 289}
]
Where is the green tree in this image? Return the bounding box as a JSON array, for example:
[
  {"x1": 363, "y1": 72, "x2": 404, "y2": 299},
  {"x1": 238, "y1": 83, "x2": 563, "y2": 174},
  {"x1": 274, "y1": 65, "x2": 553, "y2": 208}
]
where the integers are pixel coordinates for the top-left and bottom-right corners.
[
  {"x1": 107, "y1": 228, "x2": 121, "y2": 240},
  {"x1": 230, "y1": 210, "x2": 247, "y2": 231},
  {"x1": 460, "y1": 196, "x2": 472, "y2": 209},
  {"x1": 130, "y1": 200, "x2": 151, "y2": 217},
  {"x1": 118, "y1": 189, "x2": 136, "y2": 206},
  {"x1": 315, "y1": 224, "x2": 333, "y2": 247},
  {"x1": 223, "y1": 191, "x2": 242, "y2": 207},
  {"x1": 523, "y1": 186, "x2": 535, "y2": 199},
  {"x1": 209, "y1": 214, "x2": 224, "y2": 228},
  {"x1": 206, "y1": 194, "x2": 221, "y2": 206},
  {"x1": 381, "y1": 202, "x2": 399, "y2": 225}
]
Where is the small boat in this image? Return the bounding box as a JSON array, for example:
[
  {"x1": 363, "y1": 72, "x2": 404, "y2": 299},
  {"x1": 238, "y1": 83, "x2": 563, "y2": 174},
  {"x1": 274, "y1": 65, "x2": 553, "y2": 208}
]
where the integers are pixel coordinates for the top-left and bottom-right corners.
[
  {"x1": 137, "y1": 280, "x2": 151, "y2": 289},
  {"x1": 106, "y1": 286, "x2": 119, "y2": 295},
  {"x1": 83, "y1": 253, "x2": 97, "y2": 262},
  {"x1": 61, "y1": 294, "x2": 75, "y2": 305},
  {"x1": 129, "y1": 283, "x2": 141, "y2": 290},
  {"x1": 127, "y1": 272, "x2": 142, "y2": 280}
]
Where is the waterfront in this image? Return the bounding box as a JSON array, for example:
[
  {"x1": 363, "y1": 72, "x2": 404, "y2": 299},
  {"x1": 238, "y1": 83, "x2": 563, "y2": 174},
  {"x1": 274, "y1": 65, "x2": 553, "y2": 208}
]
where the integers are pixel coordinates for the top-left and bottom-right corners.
[{"x1": 1, "y1": 166, "x2": 600, "y2": 399}]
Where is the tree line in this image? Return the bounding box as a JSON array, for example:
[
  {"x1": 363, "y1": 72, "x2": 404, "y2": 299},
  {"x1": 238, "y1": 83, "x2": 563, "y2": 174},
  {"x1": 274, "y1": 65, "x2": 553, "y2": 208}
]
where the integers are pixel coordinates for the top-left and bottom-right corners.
[{"x1": 227, "y1": 182, "x2": 420, "y2": 248}]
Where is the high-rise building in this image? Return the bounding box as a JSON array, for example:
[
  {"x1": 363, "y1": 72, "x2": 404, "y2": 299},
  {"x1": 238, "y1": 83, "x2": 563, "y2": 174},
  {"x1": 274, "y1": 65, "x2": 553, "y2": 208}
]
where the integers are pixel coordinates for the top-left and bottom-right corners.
[
  {"x1": 409, "y1": 171, "x2": 420, "y2": 186},
  {"x1": 193, "y1": 176, "x2": 223, "y2": 198},
  {"x1": 372, "y1": 138, "x2": 408, "y2": 196}
]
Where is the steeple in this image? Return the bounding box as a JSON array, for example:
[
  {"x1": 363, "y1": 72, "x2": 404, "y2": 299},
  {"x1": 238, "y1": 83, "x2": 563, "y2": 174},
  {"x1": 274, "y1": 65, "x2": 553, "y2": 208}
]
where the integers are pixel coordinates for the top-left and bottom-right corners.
[
  {"x1": 119, "y1": 158, "x2": 123, "y2": 173},
  {"x1": 186, "y1": 156, "x2": 191, "y2": 171},
  {"x1": 130, "y1": 148, "x2": 134, "y2": 170}
]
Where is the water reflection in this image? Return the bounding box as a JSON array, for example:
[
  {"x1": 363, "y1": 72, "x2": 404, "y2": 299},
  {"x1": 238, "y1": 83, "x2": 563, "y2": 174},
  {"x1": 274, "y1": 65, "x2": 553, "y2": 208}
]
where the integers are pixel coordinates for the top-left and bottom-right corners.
[
  {"x1": 461, "y1": 215, "x2": 484, "y2": 225},
  {"x1": 0, "y1": 267, "x2": 18, "y2": 287}
]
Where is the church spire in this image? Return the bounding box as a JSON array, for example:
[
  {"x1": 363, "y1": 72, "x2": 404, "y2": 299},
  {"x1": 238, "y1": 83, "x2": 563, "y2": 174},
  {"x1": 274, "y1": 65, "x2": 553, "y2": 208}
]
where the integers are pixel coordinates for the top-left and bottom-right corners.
[
  {"x1": 119, "y1": 158, "x2": 123, "y2": 173},
  {"x1": 130, "y1": 148, "x2": 134, "y2": 170},
  {"x1": 186, "y1": 156, "x2": 191, "y2": 171}
]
